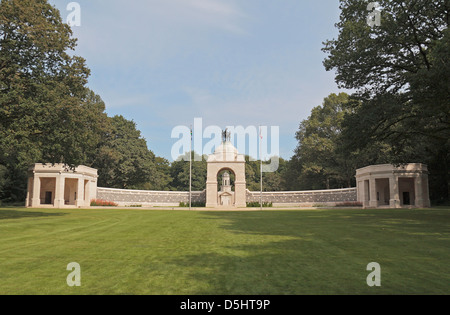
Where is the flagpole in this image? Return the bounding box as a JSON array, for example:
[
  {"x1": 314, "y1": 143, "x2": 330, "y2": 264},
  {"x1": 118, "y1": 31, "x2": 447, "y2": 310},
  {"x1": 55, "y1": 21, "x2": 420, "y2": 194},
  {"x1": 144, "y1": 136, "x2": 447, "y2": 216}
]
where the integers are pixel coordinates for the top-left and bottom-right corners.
[
  {"x1": 260, "y1": 126, "x2": 263, "y2": 211},
  {"x1": 189, "y1": 125, "x2": 192, "y2": 210}
]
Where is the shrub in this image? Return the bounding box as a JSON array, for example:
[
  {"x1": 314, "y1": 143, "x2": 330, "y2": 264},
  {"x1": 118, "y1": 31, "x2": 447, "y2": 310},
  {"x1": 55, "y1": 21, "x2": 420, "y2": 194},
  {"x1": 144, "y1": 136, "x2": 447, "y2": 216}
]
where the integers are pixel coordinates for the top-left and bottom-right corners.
[
  {"x1": 90, "y1": 199, "x2": 118, "y2": 207},
  {"x1": 246, "y1": 202, "x2": 273, "y2": 208},
  {"x1": 179, "y1": 202, "x2": 206, "y2": 207},
  {"x1": 335, "y1": 201, "x2": 363, "y2": 207}
]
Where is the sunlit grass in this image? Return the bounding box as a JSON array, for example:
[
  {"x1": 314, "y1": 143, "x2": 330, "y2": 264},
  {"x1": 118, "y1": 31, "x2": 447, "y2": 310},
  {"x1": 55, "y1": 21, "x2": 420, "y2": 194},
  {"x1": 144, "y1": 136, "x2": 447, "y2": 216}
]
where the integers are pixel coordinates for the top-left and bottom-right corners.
[{"x1": 0, "y1": 207, "x2": 448, "y2": 295}]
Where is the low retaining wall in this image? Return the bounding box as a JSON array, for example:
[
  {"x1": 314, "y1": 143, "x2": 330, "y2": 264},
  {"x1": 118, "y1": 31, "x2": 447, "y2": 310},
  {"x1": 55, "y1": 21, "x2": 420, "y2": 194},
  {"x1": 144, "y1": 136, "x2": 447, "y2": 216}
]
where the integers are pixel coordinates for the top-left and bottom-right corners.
[
  {"x1": 246, "y1": 188, "x2": 357, "y2": 207},
  {"x1": 96, "y1": 187, "x2": 357, "y2": 207},
  {"x1": 96, "y1": 187, "x2": 206, "y2": 207}
]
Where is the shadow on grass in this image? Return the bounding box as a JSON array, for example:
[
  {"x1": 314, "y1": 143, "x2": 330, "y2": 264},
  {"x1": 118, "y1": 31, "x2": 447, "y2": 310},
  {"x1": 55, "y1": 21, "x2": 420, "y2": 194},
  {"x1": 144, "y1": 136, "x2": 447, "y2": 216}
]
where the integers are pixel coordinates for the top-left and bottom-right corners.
[
  {"x1": 157, "y1": 209, "x2": 450, "y2": 294},
  {"x1": 0, "y1": 209, "x2": 66, "y2": 220},
  {"x1": 200, "y1": 209, "x2": 450, "y2": 238}
]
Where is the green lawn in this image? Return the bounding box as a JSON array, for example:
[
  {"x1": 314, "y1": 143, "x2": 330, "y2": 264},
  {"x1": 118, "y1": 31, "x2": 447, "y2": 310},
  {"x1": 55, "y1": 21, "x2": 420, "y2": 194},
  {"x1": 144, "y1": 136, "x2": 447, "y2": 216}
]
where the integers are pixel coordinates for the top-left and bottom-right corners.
[{"x1": 0, "y1": 207, "x2": 449, "y2": 295}]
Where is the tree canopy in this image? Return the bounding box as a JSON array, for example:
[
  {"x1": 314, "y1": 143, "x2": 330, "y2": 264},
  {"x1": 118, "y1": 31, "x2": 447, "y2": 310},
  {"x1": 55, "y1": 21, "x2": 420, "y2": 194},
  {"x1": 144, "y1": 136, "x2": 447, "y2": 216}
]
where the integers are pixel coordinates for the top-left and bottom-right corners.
[
  {"x1": 0, "y1": 0, "x2": 167, "y2": 201},
  {"x1": 322, "y1": 0, "x2": 449, "y2": 202},
  {"x1": 0, "y1": 0, "x2": 100, "y2": 200}
]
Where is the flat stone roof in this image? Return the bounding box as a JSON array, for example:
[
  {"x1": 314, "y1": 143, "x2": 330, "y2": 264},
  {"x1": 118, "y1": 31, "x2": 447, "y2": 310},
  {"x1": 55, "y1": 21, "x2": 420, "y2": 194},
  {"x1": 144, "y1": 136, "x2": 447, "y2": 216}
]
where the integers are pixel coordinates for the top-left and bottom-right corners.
[
  {"x1": 30, "y1": 163, "x2": 98, "y2": 177},
  {"x1": 356, "y1": 163, "x2": 428, "y2": 176}
]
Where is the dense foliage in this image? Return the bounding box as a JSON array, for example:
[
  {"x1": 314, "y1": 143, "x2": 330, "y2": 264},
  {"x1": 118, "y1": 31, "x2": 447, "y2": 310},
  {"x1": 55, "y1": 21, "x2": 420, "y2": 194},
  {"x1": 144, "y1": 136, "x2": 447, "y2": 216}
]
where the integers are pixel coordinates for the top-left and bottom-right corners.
[
  {"x1": 0, "y1": 0, "x2": 165, "y2": 201},
  {"x1": 321, "y1": 0, "x2": 449, "y2": 203}
]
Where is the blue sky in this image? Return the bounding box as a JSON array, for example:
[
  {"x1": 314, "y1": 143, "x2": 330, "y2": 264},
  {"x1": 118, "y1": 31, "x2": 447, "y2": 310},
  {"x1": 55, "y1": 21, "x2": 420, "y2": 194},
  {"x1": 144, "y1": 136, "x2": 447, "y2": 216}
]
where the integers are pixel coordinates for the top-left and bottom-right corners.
[{"x1": 50, "y1": 0, "x2": 347, "y2": 161}]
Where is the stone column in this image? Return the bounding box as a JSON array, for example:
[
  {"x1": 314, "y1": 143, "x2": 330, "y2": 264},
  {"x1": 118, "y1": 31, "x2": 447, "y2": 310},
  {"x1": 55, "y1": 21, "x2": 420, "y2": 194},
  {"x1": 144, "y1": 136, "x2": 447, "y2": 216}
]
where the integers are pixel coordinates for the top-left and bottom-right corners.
[
  {"x1": 206, "y1": 181, "x2": 218, "y2": 208},
  {"x1": 362, "y1": 180, "x2": 370, "y2": 208},
  {"x1": 25, "y1": 177, "x2": 32, "y2": 207},
  {"x1": 369, "y1": 178, "x2": 378, "y2": 208},
  {"x1": 54, "y1": 174, "x2": 65, "y2": 208},
  {"x1": 84, "y1": 180, "x2": 90, "y2": 206},
  {"x1": 357, "y1": 181, "x2": 362, "y2": 204},
  {"x1": 389, "y1": 175, "x2": 400, "y2": 208},
  {"x1": 76, "y1": 177, "x2": 85, "y2": 208},
  {"x1": 234, "y1": 164, "x2": 247, "y2": 208},
  {"x1": 234, "y1": 181, "x2": 247, "y2": 208},
  {"x1": 414, "y1": 175, "x2": 425, "y2": 208},
  {"x1": 423, "y1": 174, "x2": 431, "y2": 207},
  {"x1": 31, "y1": 175, "x2": 41, "y2": 208}
]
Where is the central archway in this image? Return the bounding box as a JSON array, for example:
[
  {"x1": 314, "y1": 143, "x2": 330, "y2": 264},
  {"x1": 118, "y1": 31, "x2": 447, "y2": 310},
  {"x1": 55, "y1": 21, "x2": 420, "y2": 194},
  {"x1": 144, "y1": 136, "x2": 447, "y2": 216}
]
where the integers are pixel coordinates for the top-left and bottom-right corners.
[{"x1": 206, "y1": 140, "x2": 246, "y2": 208}]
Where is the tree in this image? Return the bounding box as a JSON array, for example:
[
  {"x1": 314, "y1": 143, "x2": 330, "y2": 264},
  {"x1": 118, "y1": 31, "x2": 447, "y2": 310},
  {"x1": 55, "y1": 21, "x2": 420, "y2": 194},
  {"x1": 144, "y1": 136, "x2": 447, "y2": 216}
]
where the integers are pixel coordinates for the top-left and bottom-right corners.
[
  {"x1": 150, "y1": 157, "x2": 173, "y2": 191},
  {"x1": 169, "y1": 152, "x2": 207, "y2": 191},
  {"x1": 245, "y1": 155, "x2": 288, "y2": 191},
  {"x1": 92, "y1": 115, "x2": 158, "y2": 190},
  {"x1": 323, "y1": 0, "x2": 450, "y2": 202},
  {"x1": 0, "y1": 0, "x2": 105, "y2": 201},
  {"x1": 0, "y1": 0, "x2": 186, "y2": 201},
  {"x1": 292, "y1": 93, "x2": 358, "y2": 189}
]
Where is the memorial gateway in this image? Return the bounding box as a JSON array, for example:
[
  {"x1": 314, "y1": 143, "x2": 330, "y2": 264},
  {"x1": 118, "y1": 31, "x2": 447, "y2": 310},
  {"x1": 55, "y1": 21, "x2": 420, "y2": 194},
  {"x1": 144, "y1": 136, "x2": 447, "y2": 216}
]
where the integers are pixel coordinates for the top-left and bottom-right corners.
[{"x1": 26, "y1": 135, "x2": 430, "y2": 210}]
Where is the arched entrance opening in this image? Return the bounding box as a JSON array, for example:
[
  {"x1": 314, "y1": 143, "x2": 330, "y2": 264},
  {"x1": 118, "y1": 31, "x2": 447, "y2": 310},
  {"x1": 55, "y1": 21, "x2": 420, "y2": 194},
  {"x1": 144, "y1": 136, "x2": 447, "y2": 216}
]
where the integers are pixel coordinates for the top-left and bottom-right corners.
[{"x1": 217, "y1": 168, "x2": 236, "y2": 207}]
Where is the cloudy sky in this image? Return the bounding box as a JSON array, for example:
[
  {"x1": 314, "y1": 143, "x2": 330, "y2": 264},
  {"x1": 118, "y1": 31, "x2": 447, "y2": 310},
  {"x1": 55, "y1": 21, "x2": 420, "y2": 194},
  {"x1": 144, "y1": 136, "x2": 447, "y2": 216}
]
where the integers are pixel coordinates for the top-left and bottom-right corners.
[{"x1": 50, "y1": 0, "x2": 347, "y2": 161}]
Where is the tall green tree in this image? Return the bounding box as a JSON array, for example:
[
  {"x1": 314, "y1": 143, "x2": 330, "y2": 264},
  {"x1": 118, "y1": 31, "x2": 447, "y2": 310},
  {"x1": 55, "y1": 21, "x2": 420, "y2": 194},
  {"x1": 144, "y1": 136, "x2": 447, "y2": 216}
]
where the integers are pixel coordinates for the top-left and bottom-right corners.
[
  {"x1": 92, "y1": 115, "x2": 158, "y2": 190},
  {"x1": 150, "y1": 156, "x2": 173, "y2": 191},
  {"x1": 323, "y1": 0, "x2": 450, "y2": 202},
  {"x1": 0, "y1": 0, "x2": 104, "y2": 201},
  {"x1": 245, "y1": 155, "x2": 288, "y2": 191},
  {"x1": 169, "y1": 152, "x2": 207, "y2": 191},
  {"x1": 292, "y1": 93, "x2": 357, "y2": 189}
]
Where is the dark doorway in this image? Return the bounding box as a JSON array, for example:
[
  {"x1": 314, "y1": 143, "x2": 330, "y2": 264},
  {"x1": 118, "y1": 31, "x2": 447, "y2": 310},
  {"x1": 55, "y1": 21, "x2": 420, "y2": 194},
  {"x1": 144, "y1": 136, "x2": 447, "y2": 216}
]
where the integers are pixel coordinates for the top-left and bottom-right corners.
[
  {"x1": 44, "y1": 191, "x2": 53, "y2": 205},
  {"x1": 403, "y1": 192, "x2": 410, "y2": 205}
]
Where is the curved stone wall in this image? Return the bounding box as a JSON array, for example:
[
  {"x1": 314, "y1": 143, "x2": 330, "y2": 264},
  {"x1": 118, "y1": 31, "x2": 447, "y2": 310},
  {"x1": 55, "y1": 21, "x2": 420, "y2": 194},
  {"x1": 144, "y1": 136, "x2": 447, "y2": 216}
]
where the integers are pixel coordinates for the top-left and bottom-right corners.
[
  {"x1": 96, "y1": 187, "x2": 206, "y2": 207},
  {"x1": 246, "y1": 188, "x2": 357, "y2": 207},
  {"x1": 96, "y1": 187, "x2": 357, "y2": 207}
]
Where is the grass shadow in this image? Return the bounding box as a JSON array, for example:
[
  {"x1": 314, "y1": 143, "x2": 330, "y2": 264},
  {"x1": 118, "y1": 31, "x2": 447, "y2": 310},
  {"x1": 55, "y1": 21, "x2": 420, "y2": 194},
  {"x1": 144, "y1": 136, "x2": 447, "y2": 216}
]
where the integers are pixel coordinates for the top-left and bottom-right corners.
[
  {"x1": 164, "y1": 209, "x2": 450, "y2": 294},
  {"x1": 200, "y1": 208, "x2": 450, "y2": 239},
  {"x1": 0, "y1": 209, "x2": 67, "y2": 220}
]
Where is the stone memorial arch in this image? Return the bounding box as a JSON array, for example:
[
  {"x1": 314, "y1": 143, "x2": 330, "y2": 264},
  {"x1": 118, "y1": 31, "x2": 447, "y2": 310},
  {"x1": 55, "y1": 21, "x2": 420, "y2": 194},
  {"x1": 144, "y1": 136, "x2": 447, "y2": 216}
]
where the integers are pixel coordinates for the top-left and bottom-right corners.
[{"x1": 206, "y1": 132, "x2": 246, "y2": 208}]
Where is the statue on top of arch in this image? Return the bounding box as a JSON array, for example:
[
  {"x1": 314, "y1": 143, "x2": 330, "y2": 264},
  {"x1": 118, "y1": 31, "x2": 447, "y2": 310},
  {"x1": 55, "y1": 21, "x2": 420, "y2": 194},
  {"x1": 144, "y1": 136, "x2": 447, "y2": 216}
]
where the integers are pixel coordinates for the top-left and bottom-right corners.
[{"x1": 222, "y1": 129, "x2": 231, "y2": 142}]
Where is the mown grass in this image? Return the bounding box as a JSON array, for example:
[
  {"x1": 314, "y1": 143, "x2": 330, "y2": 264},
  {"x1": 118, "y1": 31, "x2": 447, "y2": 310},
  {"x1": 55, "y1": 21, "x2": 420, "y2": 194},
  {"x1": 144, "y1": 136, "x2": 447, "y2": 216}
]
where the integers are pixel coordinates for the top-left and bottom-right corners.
[{"x1": 0, "y1": 207, "x2": 448, "y2": 295}]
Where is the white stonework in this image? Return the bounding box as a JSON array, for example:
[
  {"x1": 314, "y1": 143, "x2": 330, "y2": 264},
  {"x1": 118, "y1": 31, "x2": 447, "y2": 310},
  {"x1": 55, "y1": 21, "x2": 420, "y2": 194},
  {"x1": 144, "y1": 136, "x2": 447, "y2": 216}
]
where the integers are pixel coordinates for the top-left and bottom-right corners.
[
  {"x1": 26, "y1": 163, "x2": 98, "y2": 208},
  {"x1": 246, "y1": 188, "x2": 357, "y2": 207},
  {"x1": 356, "y1": 163, "x2": 431, "y2": 208},
  {"x1": 27, "y1": 162, "x2": 428, "y2": 210},
  {"x1": 96, "y1": 187, "x2": 205, "y2": 207},
  {"x1": 206, "y1": 141, "x2": 246, "y2": 208}
]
